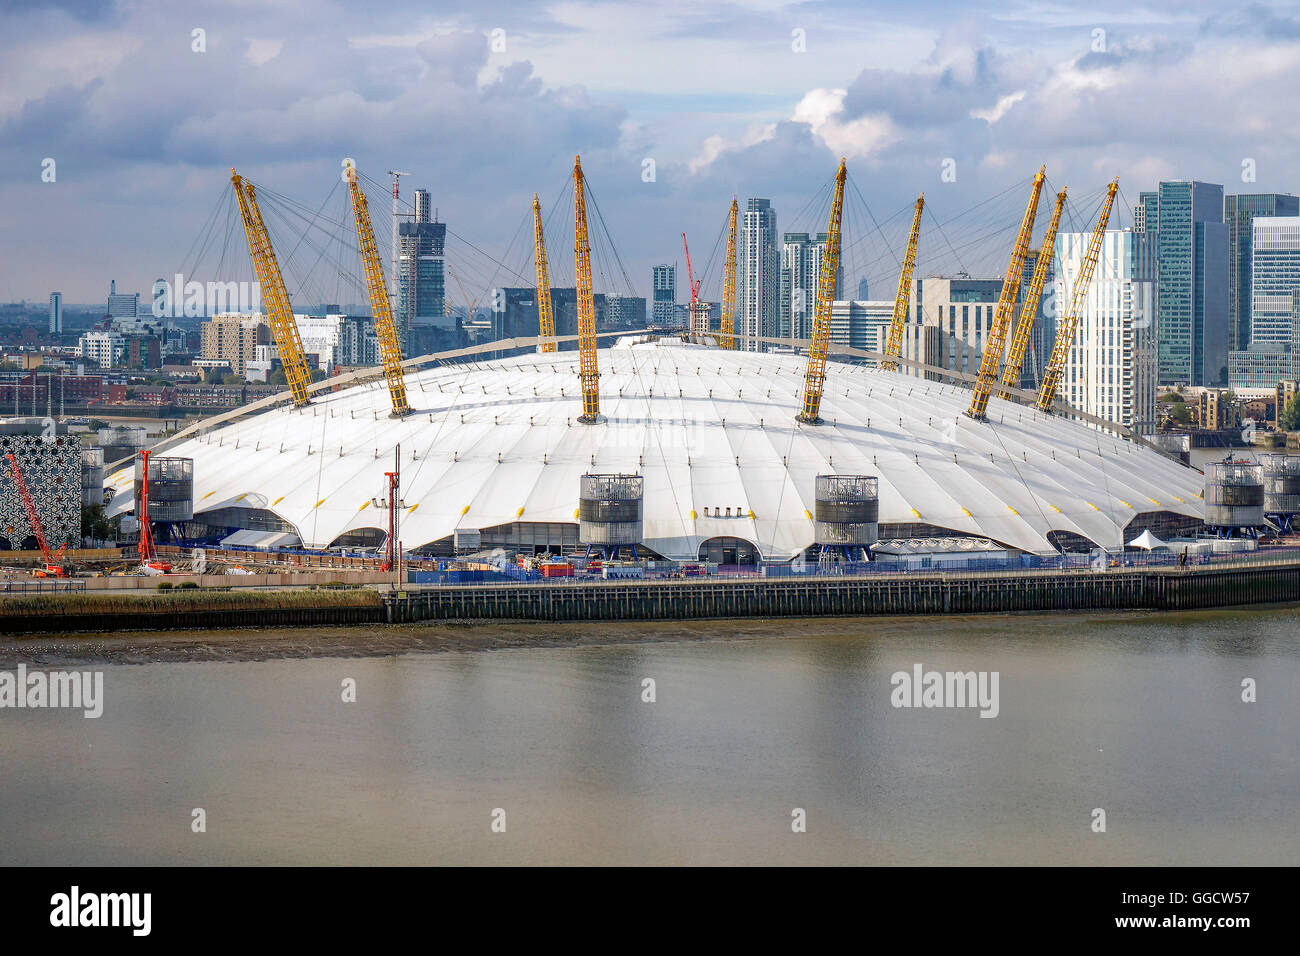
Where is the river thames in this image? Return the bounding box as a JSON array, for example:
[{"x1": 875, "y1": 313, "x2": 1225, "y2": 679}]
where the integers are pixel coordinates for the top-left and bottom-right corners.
[{"x1": 1, "y1": 607, "x2": 1297, "y2": 865}]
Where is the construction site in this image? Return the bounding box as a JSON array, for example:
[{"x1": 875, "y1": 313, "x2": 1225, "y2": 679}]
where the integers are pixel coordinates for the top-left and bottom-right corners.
[{"x1": 5, "y1": 156, "x2": 1300, "y2": 610}]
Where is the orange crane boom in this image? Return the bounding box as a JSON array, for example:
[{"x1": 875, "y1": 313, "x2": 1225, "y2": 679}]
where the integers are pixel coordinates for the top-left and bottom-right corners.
[
  {"x1": 5, "y1": 453, "x2": 66, "y2": 575},
  {"x1": 999, "y1": 188, "x2": 1067, "y2": 399},
  {"x1": 682, "y1": 232, "x2": 705, "y2": 335},
  {"x1": 967, "y1": 166, "x2": 1046, "y2": 420},
  {"x1": 573, "y1": 155, "x2": 600, "y2": 422},
  {"x1": 231, "y1": 168, "x2": 314, "y2": 408},
  {"x1": 881, "y1": 194, "x2": 924, "y2": 372},
  {"x1": 532, "y1": 194, "x2": 557, "y2": 353},
  {"x1": 797, "y1": 157, "x2": 847, "y2": 425},
  {"x1": 346, "y1": 166, "x2": 410, "y2": 417},
  {"x1": 721, "y1": 196, "x2": 738, "y2": 349},
  {"x1": 1037, "y1": 179, "x2": 1120, "y2": 412}
]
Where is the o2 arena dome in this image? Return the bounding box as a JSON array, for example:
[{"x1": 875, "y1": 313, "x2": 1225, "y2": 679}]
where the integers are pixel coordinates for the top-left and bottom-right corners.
[{"x1": 105, "y1": 337, "x2": 1204, "y2": 561}]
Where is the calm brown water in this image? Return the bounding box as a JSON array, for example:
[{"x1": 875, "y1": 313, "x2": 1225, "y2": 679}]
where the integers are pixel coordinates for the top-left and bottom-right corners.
[{"x1": 1, "y1": 609, "x2": 1297, "y2": 865}]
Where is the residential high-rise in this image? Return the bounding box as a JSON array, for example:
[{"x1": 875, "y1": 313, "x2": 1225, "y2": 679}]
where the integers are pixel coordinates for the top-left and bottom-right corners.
[
  {"x1": 200, "y1": 313, "x2": 271, "y2": 376},
  {"x1": 1225, "y1": 193, "x2": 1300, "y2": 350},
  {"x1": 398, "y1": 189, "x2": 447, "y2": 352},
  {"x1": 1057, "y1": 229, "x2": 1158, "y2": 430},
  {"x1": 1151, "y1": 181, "x2": 1229, "y2": 386},
  {"x1": 738, "y1": 198, "x2": 779, "y2": 351},
  {"x1": 78, "y1": 331, "x2": 125, "y2": 370},
  {"x1": 48, "y1": 292, "x2": 62, "y2": 334},
  {"x1": 651, "y1": 265, "x2": 676, "y2": 327},
  {"x1": 781, "y1": 232, "x2": 841, "y2": 340}
]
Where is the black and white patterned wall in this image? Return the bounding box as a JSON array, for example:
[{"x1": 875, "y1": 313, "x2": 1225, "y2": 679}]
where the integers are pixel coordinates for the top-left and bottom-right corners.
[{"x1": 0, "y1": 432, "x2": 82, "y2": 551}]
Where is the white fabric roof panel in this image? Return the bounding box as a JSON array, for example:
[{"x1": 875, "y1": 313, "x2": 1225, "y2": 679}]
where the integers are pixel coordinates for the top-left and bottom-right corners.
[{"x1": 104, "y1": 340, "x2": 1206, "y2": 557}]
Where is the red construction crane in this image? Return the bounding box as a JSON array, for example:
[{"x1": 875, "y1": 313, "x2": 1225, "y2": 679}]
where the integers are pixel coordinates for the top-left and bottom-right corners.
[
  {"x1": 681, "y1": 232, "x2": 704, "y2": 335},
  {"x1": 136, "y1": 449, "x2": 171, "y2": 575},
  {"x1": 5, "y1": 453, "x2": 67, "y2": 577}
]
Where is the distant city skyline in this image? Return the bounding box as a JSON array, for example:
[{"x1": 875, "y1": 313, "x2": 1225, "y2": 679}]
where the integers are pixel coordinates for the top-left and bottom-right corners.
[{"x1": 6, "y1": 1, "x2": 1300, "y2": 304}]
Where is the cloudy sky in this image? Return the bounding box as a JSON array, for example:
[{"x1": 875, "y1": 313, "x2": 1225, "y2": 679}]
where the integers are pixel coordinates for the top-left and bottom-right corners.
[{"x1": 3, "y1": 0, "x2": 1300, "y2": 306}]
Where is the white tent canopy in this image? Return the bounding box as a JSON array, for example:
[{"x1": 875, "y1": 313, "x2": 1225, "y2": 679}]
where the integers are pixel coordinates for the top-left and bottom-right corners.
[
  {"x1": 104, "y1": 340, "x2": 1207, "y2": 559},
  {"x1": 1126, "y1": 529, "x2": 1169, "y2": 550}
]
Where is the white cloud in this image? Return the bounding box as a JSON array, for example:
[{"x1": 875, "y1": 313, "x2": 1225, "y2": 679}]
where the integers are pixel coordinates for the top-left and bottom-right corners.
[
  {"x1": 792, "y1": 88, "x2": 896, "y2": 159},
  {"x1": 244, "y1": 38, "x2": 285, "y2": 68},
  {"x1": 970, "y1": 90, "x2": 1025, "y2": 124}
]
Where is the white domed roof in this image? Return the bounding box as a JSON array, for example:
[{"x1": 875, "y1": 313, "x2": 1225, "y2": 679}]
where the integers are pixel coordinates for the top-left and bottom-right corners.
[{"x1": 106, "y1": 338, "x2": 1204, "y2": 558}]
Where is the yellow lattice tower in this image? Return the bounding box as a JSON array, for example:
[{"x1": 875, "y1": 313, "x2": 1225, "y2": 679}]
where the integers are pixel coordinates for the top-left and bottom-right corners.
[
  {"x1": 230, "y1": 169, "x2": 314, "y2": 408},
  {"x1": 573, "y1": 156, "x2": 600, "y2": 422},
  {"x1": 967, "y1": 166, "x2": 1046, "y2": 420},
  {"x1": 721, "y1": 196, "x2": 738, "y2": 350},
  {"x1": 796, "y1": 158, "x2": 847, "y2": 425},
  {"x1": 1037, "y1": 179, "x2": 1119, "y2": 412},
  {"x1": 998, "y1": 188, "x2": 1066, "y2": 400},
  {"x1": 346, "y1": 167, "x2": 410, "y2": 416},
  {"x1": 533, "y1": 194, "x2": 556, "y2": 353},
  {"x1": 881, "y1": 194, "x2": 924, "y2": 372}
]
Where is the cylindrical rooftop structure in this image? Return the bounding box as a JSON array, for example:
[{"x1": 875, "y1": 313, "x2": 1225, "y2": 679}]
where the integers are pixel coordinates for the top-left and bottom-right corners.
[
  {"x1": 579, "y1": 473, "x2": 643, "y2": 546},
  {"x1": 814, "y1": 474, "x2": 879, "y2": 546}
]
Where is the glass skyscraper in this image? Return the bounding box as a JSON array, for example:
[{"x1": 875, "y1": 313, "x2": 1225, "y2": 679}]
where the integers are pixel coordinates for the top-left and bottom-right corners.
[
  {"x1": 1224, "y1": 193, "x2": 1300, "y2": 350},
  {"x1": 1152, "y1": 181, "x2": 1229, "y2": 386}
]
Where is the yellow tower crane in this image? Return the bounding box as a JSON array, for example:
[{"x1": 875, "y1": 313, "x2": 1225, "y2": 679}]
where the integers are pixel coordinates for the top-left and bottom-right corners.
[
  {"x1": 573, "y1": 155, "x2": 600, "y2": 422},
  {"x1": 966, "y1": 166, "x2": 1046, "y2": 420},
  {"x1": 721, "y1": 195, "x2": 738, "y2": 350},
  {"x1": 345, "y1": 166, "x2": 410, "y2": 417},
  {"x1": 797, "y1": 157, "x2": 847, "y2": 425},
  {"x1": 231, "y1": 169, "x2": 314, "y2": 407},
  {"x1": 998, "y1": 188, "x2": 1066, "y2": 400},
  {"x1": 1037, "y1": 179, "x2": 1119, "y2": 412},
  {"x1": 532, "y1": 194, "x2": 557, "y2": 353},
  {"x1": 881, "y1": 193, "x2": 924, "y2": 372}
]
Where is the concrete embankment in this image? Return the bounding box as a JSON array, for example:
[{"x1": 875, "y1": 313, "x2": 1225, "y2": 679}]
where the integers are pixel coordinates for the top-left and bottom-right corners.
[
  {"x1": 383, "y1": 561, "x2": 1300, "y2": 622},
  {"x1": 3, "y1": 559, "x2": 1298, "y2": 634},
  {"x1": 0, "y1": 588, "x2": 385, "y2": 634}
]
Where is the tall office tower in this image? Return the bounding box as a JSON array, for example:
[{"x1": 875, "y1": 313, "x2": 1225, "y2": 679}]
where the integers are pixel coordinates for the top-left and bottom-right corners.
[
  {"x1": 1058, "y1": 229, "x2": 1158, "y2": 430},
  {"x1": 48, "y1": 292, "x2": 62, "y2": 334},
  {"x1": 1248, "y1": 216, "x2": 1300, "y2": 347},
  {"x1": 780, "y1": 232, "x2": 841, "y2": 341},
  {"x1": 857, "y1": 277, "x2": 870, "y2": 300},
  {"x1": 651, "y1": 265, "x2": 677, "y2": 326},
  {"x1": 1225, "y1": 193, "x2": 1300, "y2": 350},
  {"x1": 1153, "y1": 181, "x2": 1229, "y2": 386},
  {"x1": 737, "y1": 198, "x2": 779, "y2": 351},
  {"x1": 1135, "y1": 192, "x2": 1159, "y2": 233},
  {"x1": 397, "y1": 188, "x2": 447, "y2": 351},
  {"x1": 107, "y1": 278, "x2": 139, "y2": 320}
]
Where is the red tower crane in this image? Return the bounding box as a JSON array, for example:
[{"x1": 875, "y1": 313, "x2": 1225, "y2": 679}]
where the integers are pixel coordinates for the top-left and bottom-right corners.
[
  {"x1": 5, "y1": 453, "x2": 67, "y2": 577},
  {"x1": 681, "y1": 232, "x2": 704, "y2": 335},
  {"x1": 136, "y1": 449, "x2": 171, "y2": 575}
]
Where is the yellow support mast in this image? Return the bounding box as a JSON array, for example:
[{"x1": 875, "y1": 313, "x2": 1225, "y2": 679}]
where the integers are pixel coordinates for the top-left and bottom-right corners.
[
  {"x1": 573, "y1": 155, "x2": 600, "y2": 422},
  {"x1": 998, "y1": 188, "x2": 1066, "y2": 400},
  {"x1": 967, "y1": 166, "x2": 1046, "y2": 420},
  {"x1": 532, "y1": 194, "x2": 557, "y2": 353},
  {"x1": 345, "y1": 166, "x2": 410, "y2": 417},
  {"x1": 721, "y1": 195, "x2": 738, "y2": 350},
  {"x1": 230, "y1": 168, "x2": 314, "y2": 408},
  {"x1": 1037, "y1": 179, "x2": 1119, "y2": 412},
  {"x1": 881, "y1": 194, "x2": 924, "y2": 372},
  {"x1": 797, "y1": 158, "x2": 847, "y2": 425}
]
